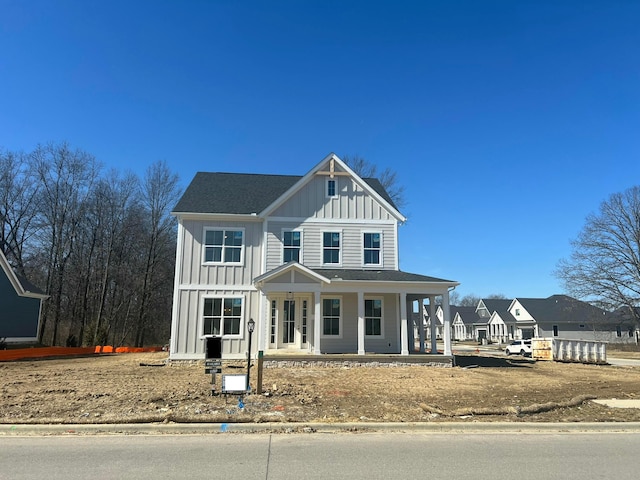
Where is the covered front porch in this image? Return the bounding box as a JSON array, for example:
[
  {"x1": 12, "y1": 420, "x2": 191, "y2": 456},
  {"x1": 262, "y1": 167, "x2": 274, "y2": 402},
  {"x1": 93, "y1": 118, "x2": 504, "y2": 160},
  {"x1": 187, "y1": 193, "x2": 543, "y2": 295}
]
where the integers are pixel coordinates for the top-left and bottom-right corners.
[{"x1": 253, "y1": 262, "x2": 459, "y2": 357}]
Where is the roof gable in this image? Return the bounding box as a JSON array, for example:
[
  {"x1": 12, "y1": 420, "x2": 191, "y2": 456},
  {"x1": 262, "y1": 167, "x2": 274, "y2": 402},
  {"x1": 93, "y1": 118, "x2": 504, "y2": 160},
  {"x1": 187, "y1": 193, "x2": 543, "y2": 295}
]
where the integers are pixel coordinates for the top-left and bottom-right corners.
[
  {"x1": 488, "y1": 310, "x2": 517, "y2": 325},
  {"x1": 172, "y1": 153, "x2": 405, "y2": 221},
  {"x1": 254, "y1": 262, "x2": 331, "y2": 287},
  {"x1": 479, "y1": 299, "x2": 511, "y2": 313},
  {"x1": 260, "y1": 153, "x2": 405, "y2": 221},
  {"x1": 451, "y1": 306, "x2": 480, "y2": 324}
]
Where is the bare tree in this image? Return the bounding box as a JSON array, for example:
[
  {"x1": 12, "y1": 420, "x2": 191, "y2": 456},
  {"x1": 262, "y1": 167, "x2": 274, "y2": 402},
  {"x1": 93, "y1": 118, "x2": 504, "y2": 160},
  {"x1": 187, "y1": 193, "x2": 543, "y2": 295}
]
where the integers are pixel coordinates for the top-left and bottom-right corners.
[
  {"x1": 452, "y1": 293, "x2": 507, "y2": 307},
  {"x1": 342, "y1": 154, "x2": 406, "y2": 209},
  {"x1": 134, "y1": 160, "x2": 181, "y2": 347},
  {"x1": 1, "y1": 143, "x2": 182, "y2": 347},
  {"x1": 556, "y1": 186, "x2": 640, "y2": 326},
  {"x1": 31, "y1": 142, "x2": 100, "y2": 345},
  {"x1": 0, "y1": 149, "x2": 40, "y2": 274}
]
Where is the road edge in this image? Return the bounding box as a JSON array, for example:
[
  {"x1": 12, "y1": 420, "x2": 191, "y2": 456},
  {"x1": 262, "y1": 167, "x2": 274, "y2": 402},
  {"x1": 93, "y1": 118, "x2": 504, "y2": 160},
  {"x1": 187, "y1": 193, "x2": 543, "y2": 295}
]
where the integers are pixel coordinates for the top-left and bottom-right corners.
[{"x1": 3, "y1": 421, "x2": 640, "y2": 435}]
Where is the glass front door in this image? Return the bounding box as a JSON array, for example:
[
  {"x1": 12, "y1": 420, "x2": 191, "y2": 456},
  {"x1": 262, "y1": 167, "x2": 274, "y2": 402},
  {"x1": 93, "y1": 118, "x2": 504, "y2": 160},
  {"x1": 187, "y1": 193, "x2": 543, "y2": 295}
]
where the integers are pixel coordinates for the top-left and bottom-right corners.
[{"x1": 283, "y1": 300, "x2": 296, "y2": 344}]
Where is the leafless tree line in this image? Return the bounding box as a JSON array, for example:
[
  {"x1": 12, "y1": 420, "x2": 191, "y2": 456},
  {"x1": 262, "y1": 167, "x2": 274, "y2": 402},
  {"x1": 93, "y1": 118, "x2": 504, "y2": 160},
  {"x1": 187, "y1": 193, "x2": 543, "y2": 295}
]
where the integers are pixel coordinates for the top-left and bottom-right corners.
[
  {"x1": 0, "y1": 142, "x2": 181, "y2": 347},
  {"x1": 557, "y1": 185, "x2": 640, "y2": 326}
]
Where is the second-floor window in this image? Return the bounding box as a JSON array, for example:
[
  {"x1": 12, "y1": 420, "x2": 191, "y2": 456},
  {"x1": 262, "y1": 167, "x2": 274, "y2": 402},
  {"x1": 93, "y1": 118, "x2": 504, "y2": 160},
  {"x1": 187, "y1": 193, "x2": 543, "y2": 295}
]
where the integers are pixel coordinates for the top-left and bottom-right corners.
[
  {"x1": 283, "y1": 230, "x2": 301, "y2": 263},
  {"x1": 323, "y1": 232, "x2": 341, "y2": 264},
  {"x1": 363, "y1": 232, "x2": 381, "y2": 265},
  {"x1": 204, "y1": 228, "x2": 243, "y2": 264}
]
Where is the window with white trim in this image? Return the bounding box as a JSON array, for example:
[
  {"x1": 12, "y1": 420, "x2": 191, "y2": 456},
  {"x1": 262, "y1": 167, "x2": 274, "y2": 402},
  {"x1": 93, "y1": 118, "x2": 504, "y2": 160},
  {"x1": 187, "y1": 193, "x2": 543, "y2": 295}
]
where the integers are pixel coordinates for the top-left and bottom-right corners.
[
  {"x1": 204, "y1": 228, "x2": 243, "y2": 264},
  {"x1": 365, "y1": 298, "x2": 383, "y2": 336},
  {"x1": 302, "y1": 300, "x2": 308, "y2": 344},
  {"x1": 270, "y1": 300, "x2": 277, "y2": 344},
  {"x1": 203, "y1": 297, "x2": 242, "y2": 336},
  {"x1": 363, "y1": 232, "x2": 381, "y2": 265},
  {"x1": 552, "y1": 325, "x2": 558, "y2": 337},
  {"x1": 326, "y1": 178, "x2": 337, "y2": 198},
  {"x1": 323, "y1": 232, "x2": 340, "y2": 264},
  {"x1": 283, "y1": 230, "x2": 301, "y2": 263},
  {"x1": 322, "y1": 298, "x2": 341, "y2": 336}
]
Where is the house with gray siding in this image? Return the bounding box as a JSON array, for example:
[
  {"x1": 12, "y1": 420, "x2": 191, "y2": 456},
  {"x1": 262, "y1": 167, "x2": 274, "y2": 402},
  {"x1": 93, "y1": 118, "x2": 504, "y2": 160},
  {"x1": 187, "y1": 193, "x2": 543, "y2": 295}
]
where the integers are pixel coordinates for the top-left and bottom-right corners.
[
  {"x1": 508, "y1": 295, "x2": 635, "y2": 343},
  {"x1": 0, "y1": 250, "x2": 48, "y2": 343},
  {"x1": 169, "y1": 153, "x2": 458, "y2": 360}
]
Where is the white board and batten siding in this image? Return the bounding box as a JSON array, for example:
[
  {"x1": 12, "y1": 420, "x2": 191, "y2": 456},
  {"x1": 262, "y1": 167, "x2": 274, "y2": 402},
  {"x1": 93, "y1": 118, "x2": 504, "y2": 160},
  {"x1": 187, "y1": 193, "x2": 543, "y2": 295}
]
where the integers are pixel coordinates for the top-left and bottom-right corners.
[
  {"x1": 266, "y1": 174, "x2": 400, "y2": 271},
  {"x1": 177, "y1": 218, "x2": 263, "y2": 286},
  {"x1": 270, "y1": 174, "x2": 396, "y2": 221},
  {"x1": 171, "y1": 218, "x2": 264, "y2": 359}
]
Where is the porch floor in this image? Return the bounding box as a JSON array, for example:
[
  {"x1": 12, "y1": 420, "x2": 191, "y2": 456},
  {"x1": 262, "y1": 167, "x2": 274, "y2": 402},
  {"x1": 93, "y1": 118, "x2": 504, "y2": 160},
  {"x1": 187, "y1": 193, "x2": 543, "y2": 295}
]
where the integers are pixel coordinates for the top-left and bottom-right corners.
[{"x1": 262, "y1": 352, "x2": 454, "y2": 367}]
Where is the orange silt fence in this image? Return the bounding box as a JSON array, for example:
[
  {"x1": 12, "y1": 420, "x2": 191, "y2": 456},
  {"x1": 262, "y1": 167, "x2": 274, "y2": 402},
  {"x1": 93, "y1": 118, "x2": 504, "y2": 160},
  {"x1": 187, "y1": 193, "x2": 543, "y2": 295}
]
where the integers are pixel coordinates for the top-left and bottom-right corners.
[
  {"x1": 0, "y1": 345, "x2": 165, "y2": 362},
  {"x1": 0, "y1": 347, "x2": 95, "y2": 362}
]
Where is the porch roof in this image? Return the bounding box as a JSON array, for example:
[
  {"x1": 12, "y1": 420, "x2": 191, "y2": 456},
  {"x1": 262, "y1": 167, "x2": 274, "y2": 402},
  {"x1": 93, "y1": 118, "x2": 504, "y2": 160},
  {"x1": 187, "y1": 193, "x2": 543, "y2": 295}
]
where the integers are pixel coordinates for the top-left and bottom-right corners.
[{"x1": 311, "y1": 268, "x2": 456, "y2": 284}]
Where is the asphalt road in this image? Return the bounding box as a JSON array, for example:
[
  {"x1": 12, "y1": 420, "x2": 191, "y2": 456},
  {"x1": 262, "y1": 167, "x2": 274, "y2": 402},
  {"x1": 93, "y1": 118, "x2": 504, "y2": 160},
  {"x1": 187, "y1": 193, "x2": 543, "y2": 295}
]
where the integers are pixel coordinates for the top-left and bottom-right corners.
[{"x1": 2, "y1": 432, "x2": 640, "y2": 480}]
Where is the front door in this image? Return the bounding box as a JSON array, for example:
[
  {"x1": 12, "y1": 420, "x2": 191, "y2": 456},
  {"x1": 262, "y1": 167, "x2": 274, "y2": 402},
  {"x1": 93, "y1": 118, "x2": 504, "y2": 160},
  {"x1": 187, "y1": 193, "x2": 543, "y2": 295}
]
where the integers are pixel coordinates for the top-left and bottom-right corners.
[
  {"x1": 276, "y1": 296, "x2": 310, "y2": 350},
  {"x1": 283, "y1": 300, "x2": 296, "y2": 345}
]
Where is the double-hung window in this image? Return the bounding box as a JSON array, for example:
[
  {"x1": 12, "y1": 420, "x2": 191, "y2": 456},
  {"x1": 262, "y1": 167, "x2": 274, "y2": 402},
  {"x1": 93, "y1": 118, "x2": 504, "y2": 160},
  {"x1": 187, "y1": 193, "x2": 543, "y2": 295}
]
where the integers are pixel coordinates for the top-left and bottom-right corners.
[
  {"x1": 363, "y1": 232, "x2": 381, "y2": 265},
  {"x1": 283, "y1": 230, "x2": 301, "y2": 263},
  {"x1": 204, "y1": 229, "x2": 243, "y2": 264},
  {"x1": 323, "y1": 232, "x2": 340, "y2": 264},
  {"x1": 322, "y1": 298, "x2": 341, "y2": 336},
  {"x1": 203, "y1": 297, "x2": 242, "y2": 336},
  {"x1": 365, "y1": 298, "x2": 383, "y2": 336}
]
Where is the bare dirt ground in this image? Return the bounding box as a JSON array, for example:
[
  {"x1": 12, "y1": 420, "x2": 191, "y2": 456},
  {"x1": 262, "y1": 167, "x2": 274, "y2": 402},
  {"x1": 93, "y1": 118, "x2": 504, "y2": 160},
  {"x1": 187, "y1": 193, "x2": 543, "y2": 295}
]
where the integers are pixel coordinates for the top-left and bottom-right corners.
[{"x1": 2, "y1": 351, "x2": 640, "y2": 425}]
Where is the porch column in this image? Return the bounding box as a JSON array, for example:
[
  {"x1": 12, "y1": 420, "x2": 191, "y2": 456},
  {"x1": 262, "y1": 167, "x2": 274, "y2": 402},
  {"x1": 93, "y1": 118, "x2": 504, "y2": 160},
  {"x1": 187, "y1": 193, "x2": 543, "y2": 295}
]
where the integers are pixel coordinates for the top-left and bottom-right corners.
[
  {"x1": 357, "y1": 291, "x2": 365, "y2": 355},
  {"x1": 418, "y1": 298, "x2": 426, "y2": 353},
  {"x1": 429, "y1": 295, "x2": 437, "y2": 353},
  {"x1": 407, "y1": 297, "x2": 415, "y2": 352},
  {"x1": 257, "y1": 291, "x2": 267, "y2": 351},
  {"x1": 400, "y1": 292, "x2": 409, "y2": 355},
  {"x1": 442, "y1": 290, "x2": 452, "y2": 356},
  {"x1": 313, "y1": 290, "x2": 321, "y2": 354}
]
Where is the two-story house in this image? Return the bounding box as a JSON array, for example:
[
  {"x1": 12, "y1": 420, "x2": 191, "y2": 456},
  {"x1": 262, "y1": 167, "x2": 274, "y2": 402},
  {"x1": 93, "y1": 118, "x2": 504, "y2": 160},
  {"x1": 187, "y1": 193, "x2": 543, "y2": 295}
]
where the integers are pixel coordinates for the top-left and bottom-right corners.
[{"x1": 169, "y1": 153, "x2": 458, "y2": 360}]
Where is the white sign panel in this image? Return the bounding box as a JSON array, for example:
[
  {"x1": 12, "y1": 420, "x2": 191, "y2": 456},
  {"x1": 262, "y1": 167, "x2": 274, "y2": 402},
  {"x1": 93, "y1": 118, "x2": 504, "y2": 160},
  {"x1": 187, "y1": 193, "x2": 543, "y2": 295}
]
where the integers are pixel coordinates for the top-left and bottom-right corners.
[{"x1": 222, "y1": 374, "x2": 247, "y2": 393}]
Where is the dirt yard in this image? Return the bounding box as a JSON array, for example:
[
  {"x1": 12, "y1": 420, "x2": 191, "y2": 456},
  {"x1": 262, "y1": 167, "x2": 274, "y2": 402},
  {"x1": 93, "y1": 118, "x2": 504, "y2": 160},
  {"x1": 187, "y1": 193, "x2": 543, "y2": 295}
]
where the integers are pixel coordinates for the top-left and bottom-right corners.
[{"x1": 2, "y1": 352, "x2": 640, "y2": 425}]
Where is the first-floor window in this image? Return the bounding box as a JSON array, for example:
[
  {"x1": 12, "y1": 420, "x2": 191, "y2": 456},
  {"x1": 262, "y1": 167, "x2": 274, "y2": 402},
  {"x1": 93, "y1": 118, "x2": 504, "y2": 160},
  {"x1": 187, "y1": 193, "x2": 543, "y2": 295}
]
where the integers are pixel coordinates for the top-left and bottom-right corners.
[
  {"x1": 552, "y1": 325, "x2": 558, "y2": 337},
  {"x1": 203, "y1": 297, "x2": 242, "y2": 336},
  {"x1": 323, "y1": 298, "x2": 340, "y2": 335},
  {"x1": 365, "y1": 299, "x2": 382, "y2": 336}
]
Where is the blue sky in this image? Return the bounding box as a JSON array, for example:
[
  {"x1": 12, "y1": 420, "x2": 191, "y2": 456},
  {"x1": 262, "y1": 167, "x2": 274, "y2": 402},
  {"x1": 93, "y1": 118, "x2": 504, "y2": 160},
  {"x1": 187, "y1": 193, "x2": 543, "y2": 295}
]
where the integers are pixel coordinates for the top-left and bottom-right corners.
[{"x1": 1, "y1": 0, "x2": 638, "y2": 300}]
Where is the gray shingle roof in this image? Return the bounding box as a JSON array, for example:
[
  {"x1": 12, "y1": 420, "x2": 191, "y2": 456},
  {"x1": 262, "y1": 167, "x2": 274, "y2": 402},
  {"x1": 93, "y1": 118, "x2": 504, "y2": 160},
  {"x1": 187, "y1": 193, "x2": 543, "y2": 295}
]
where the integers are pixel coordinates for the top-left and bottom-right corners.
[
  {"x1": 480, "y1": 299, "x2": 511, "y2": 313},
  {"x1": 450, "y1": 306, "x2": 481, "y2": 323},
  {"x1": 173, "y1": 172, "x2": 398, "y2": 215},
  {"x1": 518, "y1": 294, "x2": 607, "y2": 324},
  {"x1": 313, "y1": 269, "x2": 455, "y2": 283}
]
